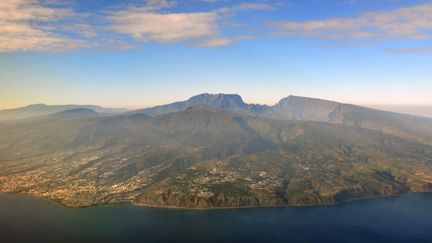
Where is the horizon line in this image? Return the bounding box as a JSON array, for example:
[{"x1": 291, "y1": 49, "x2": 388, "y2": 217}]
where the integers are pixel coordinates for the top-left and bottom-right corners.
[{"x1": 2, "y1": 92, "x2": 432, "y2": 111}]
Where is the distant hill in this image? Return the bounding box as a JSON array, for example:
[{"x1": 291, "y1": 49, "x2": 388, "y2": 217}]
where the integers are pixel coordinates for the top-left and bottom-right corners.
[
  {"x1": 1, "y1": 96, "x2": 432, "y2": 208},
  {"x1": 0, "y1": 104, "x2": 128, "y2": 121},
  {"x1": 49, "y1": 108, "x2": 101, "y2": 119}
]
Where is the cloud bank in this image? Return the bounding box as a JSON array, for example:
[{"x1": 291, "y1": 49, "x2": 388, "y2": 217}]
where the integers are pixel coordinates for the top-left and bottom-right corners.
[
  {"x1": 108, "y1": 11, "x2": 218, "y2": 43},
  {"x1": 275, "y1": 3, "x2": 432, "y2": 40},
  {"x1": 1, "y1": 0, "x2": 432, "y2": 52},
  {"x1": 0, "y1": 0, "x2": 85, "y2": 51}
]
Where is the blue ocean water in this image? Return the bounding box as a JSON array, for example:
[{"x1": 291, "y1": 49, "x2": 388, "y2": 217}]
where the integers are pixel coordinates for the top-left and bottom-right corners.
[{"x1": 1, "y1": 193, "x2": 431, "y2": 242}]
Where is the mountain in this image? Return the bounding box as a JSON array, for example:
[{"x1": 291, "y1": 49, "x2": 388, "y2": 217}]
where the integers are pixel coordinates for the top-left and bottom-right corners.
[
  {"x1": 135, "y1": 93, "x2": 432, "y2": 145},
  {"x1": 135, "y1": 93, "x2": 348, "y2": 119},
  {"x1": 0, "y1": 104, "x2": 128, "y2": 121},
  {"x1": 136, "y1": 93, "x2": 250, "y2": 116},
  {"x1": 273, "y1": 95, "x2": 343, "y2": 121},
  {"x1": 1, "y1": 97, "x2": 432, "y2": 208}
]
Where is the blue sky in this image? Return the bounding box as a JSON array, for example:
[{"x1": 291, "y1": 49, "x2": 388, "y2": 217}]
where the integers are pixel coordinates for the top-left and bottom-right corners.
[{"x1": 1, "y1": 0, "x2": 432, "y2": 109}]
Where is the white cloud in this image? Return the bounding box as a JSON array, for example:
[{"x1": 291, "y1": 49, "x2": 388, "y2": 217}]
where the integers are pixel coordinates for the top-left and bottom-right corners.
[
  {"x1": 0, "y1": 0, "x2": 85, "y2": 52},
  {"x1": 216, "y1": 3, "x2": 274, "y2": 13},
  {"x1": 108, "y1": 10, "x2": 218, "y2": 42},
  {"x1": 132, "y1": 0, "x2": 177, "y2": 12},
  {"x1": 107, "y1": 2, "x2": 274, "y2": 47},
  {"x1": 275, "y1": 3, "x2": 432, "y2": 40},
  {"x1": 194, "y1": 36, "x2": 233, "y2": 47},
  {"x1": 382, "y1": 47, "x2": 432, "y2": 54},
  {"x1": 0, "y1": 0, "x2": 275, "y2": 51}
]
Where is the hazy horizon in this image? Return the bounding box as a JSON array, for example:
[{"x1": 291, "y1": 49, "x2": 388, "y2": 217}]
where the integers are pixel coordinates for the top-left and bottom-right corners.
[
  {"x1": 2, "y1": 93, "x2": 432, "y2": 119},
  {"x1": 3, "y1": 97, "x2": 432, "y2": 111}
]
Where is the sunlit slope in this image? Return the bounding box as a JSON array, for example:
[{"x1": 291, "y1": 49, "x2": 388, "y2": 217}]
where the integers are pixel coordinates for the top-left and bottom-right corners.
[{"x1": 1, "y1": 105, "x2": 432, "y2": 207}]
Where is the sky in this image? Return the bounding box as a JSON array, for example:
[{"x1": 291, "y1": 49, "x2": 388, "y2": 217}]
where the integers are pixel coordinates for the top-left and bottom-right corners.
[{"x1": 1, "y1": 0, "x2": 432, "y2": 109}]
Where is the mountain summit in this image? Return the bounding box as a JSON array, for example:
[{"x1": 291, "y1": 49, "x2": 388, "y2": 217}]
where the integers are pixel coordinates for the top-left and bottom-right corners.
[
  {"x1": 136, "y1": 93, "x2": 349, "y2": 120},
  {"x1": 136, "y1": 93, "x2": 249, "y2": 116}
]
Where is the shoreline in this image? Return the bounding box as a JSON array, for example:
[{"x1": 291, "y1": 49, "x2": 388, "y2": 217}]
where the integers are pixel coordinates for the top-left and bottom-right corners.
[
  {"x1": 2, "y1": 190, "x2": 432, "y2": 210},
  {"x1": 132, "y1": 191, "x2": 432, "y2": 210}
]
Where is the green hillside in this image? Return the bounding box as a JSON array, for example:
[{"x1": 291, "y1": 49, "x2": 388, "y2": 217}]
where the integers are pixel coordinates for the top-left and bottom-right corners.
[{"x1": 1, "y1": 104, "x2": 432, "y2": 208}]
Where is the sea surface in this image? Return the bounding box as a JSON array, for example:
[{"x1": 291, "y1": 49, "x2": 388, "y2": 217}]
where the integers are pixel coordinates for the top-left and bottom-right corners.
[{"x1": 1, "y1": 193, "x2": 432, "y2": 242}]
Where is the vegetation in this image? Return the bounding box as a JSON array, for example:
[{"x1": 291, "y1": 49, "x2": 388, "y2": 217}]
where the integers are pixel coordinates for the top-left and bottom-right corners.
[{"x1": 1, "y1": 94, "x2": 432, "y2": 208}]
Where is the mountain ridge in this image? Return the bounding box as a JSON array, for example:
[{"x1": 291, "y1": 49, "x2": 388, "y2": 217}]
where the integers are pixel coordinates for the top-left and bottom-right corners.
[
  {"x1": 0, "y1": 104, "x2": 129, "y2": 121},
  {"x1": 135, "y1": 93, "x2": 432, "y2": 121},
  {"x1": 1, "y1": 96, "x2": 432, "y2": 208},
  {"x1": 134, "y1": 93, "x2": 432, "y2": 145}
]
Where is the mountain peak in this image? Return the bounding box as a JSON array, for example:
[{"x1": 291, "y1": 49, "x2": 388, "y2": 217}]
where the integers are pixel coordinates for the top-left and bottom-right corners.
[
  {"x1": 135, "y1": 93, "x2": 249, "y2": 116},
  {"x1": 135, "y1": 93, "x2": 355, "y2": 122},
  {"x1": 187, "y1": 93, "x2": 247, "y2": 110},
  {"x1": 277, "y1": 95, "x2": 337, "y2": 106},
  {"x1": 188, "y1": 93, "x2": 247, "y2": 112}
]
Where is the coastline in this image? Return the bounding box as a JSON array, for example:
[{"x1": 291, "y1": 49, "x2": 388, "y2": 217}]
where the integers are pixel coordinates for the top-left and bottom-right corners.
[
  {"x1": 132, "y1": 191, "x2": 432, "y2": 210},
  {"x1": 2, "y1": 190, "x2": 432, "y2": 210}
]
